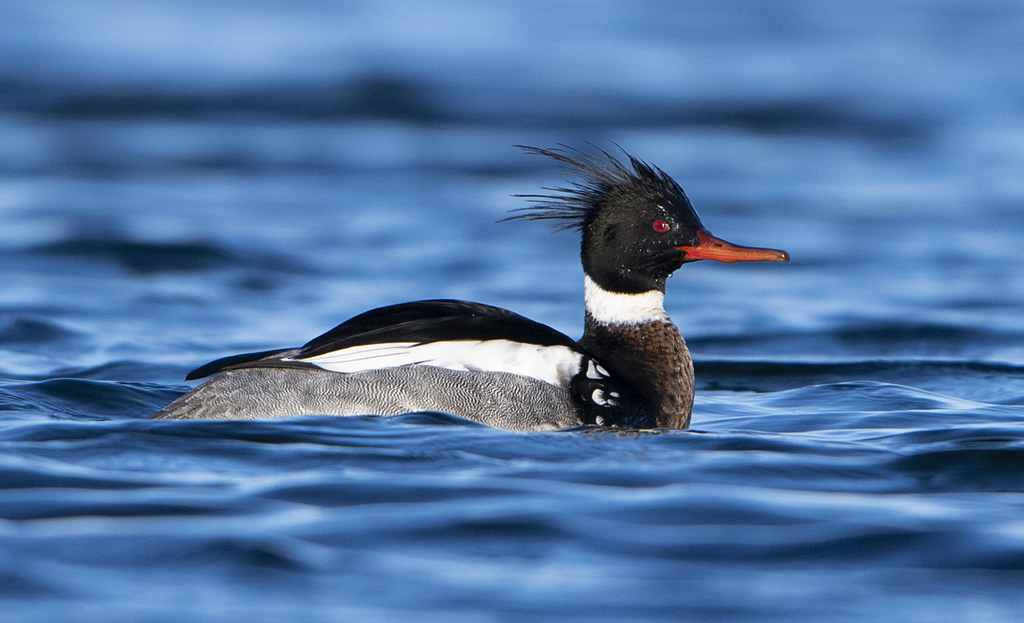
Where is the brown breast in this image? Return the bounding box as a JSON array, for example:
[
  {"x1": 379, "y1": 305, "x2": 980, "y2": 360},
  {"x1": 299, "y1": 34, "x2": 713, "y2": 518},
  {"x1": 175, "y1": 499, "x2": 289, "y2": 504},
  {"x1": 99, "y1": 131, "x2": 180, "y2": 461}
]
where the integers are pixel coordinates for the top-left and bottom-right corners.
[{"x1": 579, "y1": 315, "x2": 694, "y2": 429}]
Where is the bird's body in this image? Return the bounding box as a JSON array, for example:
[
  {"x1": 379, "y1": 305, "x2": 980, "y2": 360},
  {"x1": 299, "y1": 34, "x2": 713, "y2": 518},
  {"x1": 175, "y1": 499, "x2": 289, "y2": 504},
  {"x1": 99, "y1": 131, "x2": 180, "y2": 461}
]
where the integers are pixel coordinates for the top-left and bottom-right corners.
[{"x1": 154, "y1": 146, "x2": 788, "y2": 430}]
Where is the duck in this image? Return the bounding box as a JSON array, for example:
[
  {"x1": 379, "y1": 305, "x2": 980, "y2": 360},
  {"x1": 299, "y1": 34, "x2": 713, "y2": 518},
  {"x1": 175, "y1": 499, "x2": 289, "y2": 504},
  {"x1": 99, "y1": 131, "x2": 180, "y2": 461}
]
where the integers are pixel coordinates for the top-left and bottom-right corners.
[{"x1": 153, "y1": 146, "x2": 789, "y2": 430}]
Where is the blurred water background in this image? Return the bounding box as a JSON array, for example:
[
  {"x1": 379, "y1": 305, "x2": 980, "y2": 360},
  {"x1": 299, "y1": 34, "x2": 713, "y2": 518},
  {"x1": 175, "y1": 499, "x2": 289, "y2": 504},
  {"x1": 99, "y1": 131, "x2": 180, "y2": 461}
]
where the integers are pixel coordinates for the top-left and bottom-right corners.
[{"x1": 2, "y1": 1, "x2": 1024, "y2": 621}]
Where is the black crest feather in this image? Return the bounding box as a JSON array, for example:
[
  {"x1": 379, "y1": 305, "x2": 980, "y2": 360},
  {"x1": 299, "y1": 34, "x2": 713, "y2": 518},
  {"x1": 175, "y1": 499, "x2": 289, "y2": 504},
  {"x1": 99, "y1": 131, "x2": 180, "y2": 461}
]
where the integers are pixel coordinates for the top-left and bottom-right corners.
[{"x1": 502, "y1": 144, "x2": 688, "y2": 231}]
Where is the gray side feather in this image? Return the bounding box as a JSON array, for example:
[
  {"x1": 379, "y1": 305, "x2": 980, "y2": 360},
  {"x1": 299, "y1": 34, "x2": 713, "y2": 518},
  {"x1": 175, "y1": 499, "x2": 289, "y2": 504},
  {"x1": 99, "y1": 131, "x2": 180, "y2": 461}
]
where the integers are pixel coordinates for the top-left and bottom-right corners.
[{"x1": 152, "y1": 366, "x2": 582, "y2": 432}]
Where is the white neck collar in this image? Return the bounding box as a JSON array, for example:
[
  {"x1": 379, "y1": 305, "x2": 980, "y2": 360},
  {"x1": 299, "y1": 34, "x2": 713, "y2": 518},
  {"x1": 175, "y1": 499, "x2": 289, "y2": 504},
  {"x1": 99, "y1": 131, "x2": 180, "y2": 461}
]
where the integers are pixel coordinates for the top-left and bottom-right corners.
[{"x1": 583, "y1": 274, "x2": 668, "y2": 325}]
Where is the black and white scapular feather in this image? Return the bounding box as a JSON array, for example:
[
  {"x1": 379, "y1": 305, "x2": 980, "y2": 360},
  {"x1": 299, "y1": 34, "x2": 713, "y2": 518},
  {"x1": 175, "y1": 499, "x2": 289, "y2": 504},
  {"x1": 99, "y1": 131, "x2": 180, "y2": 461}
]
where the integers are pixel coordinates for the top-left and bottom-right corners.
[{"x1": 154, "y1": 145, "x2": 789, "y2": 431}]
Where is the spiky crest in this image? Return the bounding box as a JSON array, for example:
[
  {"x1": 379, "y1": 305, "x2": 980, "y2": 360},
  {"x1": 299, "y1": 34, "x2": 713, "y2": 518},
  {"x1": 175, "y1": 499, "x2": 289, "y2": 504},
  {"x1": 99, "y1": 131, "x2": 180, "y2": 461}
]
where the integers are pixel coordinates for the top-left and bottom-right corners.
[{"x1": 502, "y1": 144, "x2": 689, "y2": 231}]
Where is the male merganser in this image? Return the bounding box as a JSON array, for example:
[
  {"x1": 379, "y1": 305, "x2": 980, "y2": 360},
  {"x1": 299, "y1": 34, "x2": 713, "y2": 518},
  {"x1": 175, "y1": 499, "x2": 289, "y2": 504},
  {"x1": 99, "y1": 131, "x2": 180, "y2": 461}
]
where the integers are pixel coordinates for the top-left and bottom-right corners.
[{"x1": 154, "y1": 146, "x2": 789, "y2": 430}]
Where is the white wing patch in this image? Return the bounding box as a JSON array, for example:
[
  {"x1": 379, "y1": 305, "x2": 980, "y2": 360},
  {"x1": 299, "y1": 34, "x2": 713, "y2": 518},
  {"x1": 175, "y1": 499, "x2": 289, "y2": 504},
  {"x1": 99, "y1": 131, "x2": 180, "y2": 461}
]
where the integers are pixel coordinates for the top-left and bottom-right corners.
[{"x1": 288, "y1": 340, "x2": 583, "y2": 388}]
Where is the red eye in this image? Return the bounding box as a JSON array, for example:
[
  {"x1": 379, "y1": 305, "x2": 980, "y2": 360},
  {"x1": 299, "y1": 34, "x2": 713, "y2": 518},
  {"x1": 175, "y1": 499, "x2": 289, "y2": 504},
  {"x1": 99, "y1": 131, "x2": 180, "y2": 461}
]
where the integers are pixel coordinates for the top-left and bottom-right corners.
[{"x1": 653, "y1": 220, "x2": 671, "y2": 232}]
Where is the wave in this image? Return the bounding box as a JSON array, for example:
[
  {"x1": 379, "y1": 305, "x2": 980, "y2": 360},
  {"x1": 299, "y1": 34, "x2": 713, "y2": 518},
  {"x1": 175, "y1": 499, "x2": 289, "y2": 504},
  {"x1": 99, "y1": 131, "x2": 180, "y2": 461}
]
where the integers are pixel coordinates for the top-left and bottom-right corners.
[
  {"x1": 1, "y1": 71, "x2": 930, "y2": 148},
  {"x1": 25, "y1": 236, "x2": 308, "y2": 275},
  {"x1": 1, "y1": 410, "x2": 1023, "y2": 566},
  {"x1": 695, "y1": 359, "x2": 1024, "y2": 405}
]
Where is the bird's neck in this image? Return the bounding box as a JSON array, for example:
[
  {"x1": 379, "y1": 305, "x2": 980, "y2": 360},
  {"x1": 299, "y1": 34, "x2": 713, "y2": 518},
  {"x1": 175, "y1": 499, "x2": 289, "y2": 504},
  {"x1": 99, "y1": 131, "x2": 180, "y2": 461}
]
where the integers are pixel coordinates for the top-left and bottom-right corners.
[
  {"x1": 580, "y1": 276, "x2": 694, "y2": 429},
  {"x1": 582, "y1": 274, "x2": 669, "y2": 324}
]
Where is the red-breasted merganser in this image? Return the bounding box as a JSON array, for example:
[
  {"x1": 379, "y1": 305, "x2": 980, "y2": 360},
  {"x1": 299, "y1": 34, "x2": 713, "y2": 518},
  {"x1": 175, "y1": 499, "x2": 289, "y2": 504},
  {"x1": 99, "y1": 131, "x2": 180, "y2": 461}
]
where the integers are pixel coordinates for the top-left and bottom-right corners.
[{"x1": 154, "y1": 146, "x2": 789, "y2": 430}]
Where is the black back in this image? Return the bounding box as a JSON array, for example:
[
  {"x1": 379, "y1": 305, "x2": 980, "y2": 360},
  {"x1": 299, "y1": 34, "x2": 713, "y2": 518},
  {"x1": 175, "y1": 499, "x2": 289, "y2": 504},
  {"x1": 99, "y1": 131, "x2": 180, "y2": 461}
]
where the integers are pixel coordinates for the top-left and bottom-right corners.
[
  {"x1": 186, "y1": 299, "x2": 582, "y2": 380},
  {"x1": 185, "y1": 348, "x2": 296, "y2": 380},
  {"x1": 298, "y1": 299, "x2": 580, "y2": 356}
]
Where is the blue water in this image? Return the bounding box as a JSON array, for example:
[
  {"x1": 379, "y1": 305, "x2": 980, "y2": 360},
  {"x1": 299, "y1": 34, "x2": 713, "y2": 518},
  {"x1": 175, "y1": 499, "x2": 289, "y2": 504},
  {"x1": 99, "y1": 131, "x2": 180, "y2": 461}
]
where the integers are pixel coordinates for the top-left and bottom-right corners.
[{"x1": 3, "y1": 1, "x2": 1024, "y2": 621}]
